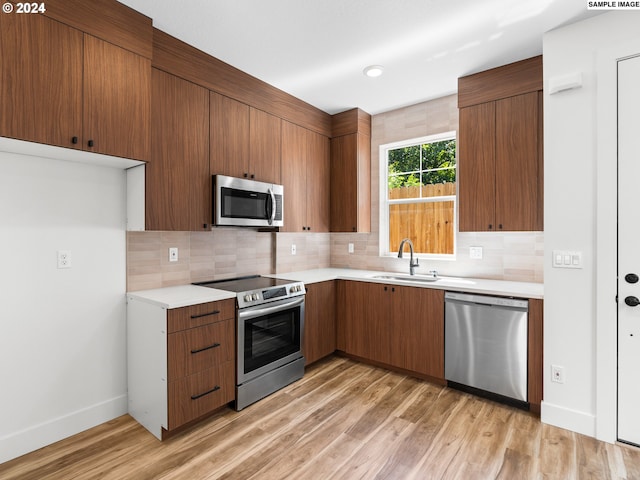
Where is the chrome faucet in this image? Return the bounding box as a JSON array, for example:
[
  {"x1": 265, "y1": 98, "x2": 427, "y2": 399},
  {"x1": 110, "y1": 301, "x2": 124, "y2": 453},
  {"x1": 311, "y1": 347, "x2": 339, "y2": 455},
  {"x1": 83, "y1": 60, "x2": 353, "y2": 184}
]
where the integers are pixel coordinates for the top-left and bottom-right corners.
[{"x1": 398, "y1": 238, "x2": 419, "y2": 275}]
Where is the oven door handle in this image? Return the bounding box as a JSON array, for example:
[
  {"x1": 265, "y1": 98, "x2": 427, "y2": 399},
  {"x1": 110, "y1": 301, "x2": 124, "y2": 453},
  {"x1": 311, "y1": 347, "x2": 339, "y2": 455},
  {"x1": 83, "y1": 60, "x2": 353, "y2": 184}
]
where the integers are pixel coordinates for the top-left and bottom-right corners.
[{"x1": 238, "y1": 296, "x2": 304, "y2": 321}]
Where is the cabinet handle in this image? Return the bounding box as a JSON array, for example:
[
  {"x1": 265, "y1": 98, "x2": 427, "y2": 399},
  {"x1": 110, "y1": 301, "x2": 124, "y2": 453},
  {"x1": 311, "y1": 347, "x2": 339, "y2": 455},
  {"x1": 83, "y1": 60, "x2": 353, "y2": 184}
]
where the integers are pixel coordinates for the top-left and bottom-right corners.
[
  {"x1": 488, "y1": 224, "x2": 493, "y2": 230},
  {"x1": 250, "y1": 174, "x2": 255, "y2": 179},
  {"x1": 498, "y1": 224, "x2": 503, "y2": 229},
  {"x1": 243, "y1": 173, "x2": 248, "y2": 178},
  {"x1": 190, "y1": 310, "x2": 220, "y2": 319},
  {"x1": 88, "y1": 139, "x2": 94, "y2": 147},
  {"x1": 71, "y1": 136, "x2": 78, "y2": 144},
  {"x1": 307, "y1": 226, "x2": 311, "y2": 231},
  {"x1": 191, "y1": 385, "x2": 220, "y2": 400},
  {"x1": 191, "y1": 342, "x2": 221, "y2": 354}
]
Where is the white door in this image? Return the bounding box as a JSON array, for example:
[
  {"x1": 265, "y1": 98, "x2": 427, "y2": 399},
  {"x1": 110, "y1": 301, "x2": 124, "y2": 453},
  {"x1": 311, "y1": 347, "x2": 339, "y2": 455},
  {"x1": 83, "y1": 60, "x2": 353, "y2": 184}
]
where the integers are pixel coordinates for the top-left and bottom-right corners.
[{"x1": 618, "y1": 53, "x2": 640, "y2": 447}]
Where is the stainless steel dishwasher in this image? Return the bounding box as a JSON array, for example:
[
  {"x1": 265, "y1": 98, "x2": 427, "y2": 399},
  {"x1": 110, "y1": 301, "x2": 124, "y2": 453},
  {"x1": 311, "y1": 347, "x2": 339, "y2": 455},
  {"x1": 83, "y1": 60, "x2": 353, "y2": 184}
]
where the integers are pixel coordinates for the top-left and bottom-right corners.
[{"x1": 444, "y1": 291, "x2": 528, "y2": 406}]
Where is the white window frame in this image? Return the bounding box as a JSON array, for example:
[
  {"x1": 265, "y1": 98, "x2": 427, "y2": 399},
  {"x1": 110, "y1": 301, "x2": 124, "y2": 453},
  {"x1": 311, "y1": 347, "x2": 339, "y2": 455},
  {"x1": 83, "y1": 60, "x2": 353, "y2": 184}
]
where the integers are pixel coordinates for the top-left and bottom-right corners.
[{"x1": 379, "y1": 131, "x2": 457, "y2": 259}]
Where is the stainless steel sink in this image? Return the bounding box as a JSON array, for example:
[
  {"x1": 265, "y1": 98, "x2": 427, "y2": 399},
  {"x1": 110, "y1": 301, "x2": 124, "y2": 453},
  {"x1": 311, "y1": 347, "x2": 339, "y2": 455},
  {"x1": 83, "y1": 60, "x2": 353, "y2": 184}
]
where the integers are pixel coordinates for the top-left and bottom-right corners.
[{"x1": 372, "y1": 274, "x2": 439, "y2": 283}]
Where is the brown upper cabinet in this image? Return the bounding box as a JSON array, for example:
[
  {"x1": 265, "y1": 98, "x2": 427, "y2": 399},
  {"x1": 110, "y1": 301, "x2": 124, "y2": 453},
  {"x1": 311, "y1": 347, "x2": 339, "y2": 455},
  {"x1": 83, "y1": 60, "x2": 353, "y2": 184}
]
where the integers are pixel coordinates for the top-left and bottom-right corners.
[
  {"x1": 281, "y1": 121, "x2": 330, "y2": 232},
  {"x1": 146, "y1": 69, "x2": 210, "y2": 231},
  {"x1": 330, "y1": 109, "x2": 371, "y2": 233},
  {"x1": 210, "y1": 92, "x2": 282, "y2": 184},
  {"x1": 0, "y1": 6, "x2": 151, "y2": 161},
  {"x1": 458, "y1": 56, "x2": 543, "y2": 232}
]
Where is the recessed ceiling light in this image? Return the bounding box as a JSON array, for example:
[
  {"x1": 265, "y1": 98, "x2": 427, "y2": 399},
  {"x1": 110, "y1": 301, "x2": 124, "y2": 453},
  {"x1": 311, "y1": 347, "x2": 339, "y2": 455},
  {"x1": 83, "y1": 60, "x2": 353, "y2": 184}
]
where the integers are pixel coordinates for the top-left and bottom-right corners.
[{"x1": 363, "y1": 65, "x2": 384, "y2": 78}]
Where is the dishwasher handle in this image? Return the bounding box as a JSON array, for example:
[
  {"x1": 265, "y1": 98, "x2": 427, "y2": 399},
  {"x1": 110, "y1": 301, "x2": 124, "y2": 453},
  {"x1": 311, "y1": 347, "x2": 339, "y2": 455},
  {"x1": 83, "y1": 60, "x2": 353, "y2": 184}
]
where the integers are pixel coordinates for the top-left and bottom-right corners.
[{"x1": 445, "y1": 291, "x2": 528, "y2": 310}]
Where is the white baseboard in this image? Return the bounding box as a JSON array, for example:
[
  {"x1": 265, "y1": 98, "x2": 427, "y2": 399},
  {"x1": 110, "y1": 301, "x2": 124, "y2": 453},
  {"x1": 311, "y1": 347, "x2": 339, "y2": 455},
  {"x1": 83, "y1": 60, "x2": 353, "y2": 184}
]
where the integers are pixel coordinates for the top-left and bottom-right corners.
[
  {"x1": 541, "y1": 400, "x2": 596, "y2": 438},
  {"x1": 0, "y1": 394, "x2": 128, "y2": 464}
]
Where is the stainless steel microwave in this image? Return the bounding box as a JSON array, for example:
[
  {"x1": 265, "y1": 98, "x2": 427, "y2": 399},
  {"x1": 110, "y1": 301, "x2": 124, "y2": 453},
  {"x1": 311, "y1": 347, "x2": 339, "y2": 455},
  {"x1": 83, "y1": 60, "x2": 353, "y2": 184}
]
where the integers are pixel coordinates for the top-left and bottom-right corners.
[{"x1": 213, "y1": 175, "x2": 284, "y2": 227}]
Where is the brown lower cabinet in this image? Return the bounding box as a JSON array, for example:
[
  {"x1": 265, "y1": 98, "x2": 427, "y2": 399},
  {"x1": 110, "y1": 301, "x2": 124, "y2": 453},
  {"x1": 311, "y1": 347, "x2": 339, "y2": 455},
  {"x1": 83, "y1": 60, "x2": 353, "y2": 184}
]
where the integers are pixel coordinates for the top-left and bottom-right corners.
[
  {"x1": 336, "y1": 280, "x2": 445, "y2": 380},
  {"x1": 303, "y1": 281, "x2": 336, "y2": 365},
  {"x1": 127, "y1": 297, "x2": 236, "y2": 439}
]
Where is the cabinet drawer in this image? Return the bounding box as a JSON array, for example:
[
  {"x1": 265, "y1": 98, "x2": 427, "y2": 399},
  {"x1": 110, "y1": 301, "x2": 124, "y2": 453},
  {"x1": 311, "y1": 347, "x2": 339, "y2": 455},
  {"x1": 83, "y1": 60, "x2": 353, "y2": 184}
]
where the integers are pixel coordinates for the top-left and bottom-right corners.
[
  {"x1": 167, "y1": 361, "x2": 234, "y2": 430},
  {"x1": 167, "y1": 299, "x2": 235, "y2": 333},
  {"x1": 167, "y1": 319, "x2": 234, "y2": 381}
]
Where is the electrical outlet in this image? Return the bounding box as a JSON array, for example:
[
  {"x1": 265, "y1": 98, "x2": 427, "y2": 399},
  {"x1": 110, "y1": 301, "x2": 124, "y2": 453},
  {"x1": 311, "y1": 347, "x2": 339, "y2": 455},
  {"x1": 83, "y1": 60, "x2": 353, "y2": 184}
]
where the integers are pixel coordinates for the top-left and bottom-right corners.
[
  {"x1": 291, "y1": 244, "x2": 297, "y2": 255},
  {"x1": 348, "y1": 243, "x2": 354, "y2": 254},
  {"x1": 57, "y1": 250, "x2": 72, "y2": 269},
  {"x1": 551, "y1": 365, "x2": 565, "y2": 384},
  {"x1": 469, "y1": 246, "x2": 483, "y2": 259},
  {"x1": 169, "y1": 247, "x2": 178, "y2": 262}
]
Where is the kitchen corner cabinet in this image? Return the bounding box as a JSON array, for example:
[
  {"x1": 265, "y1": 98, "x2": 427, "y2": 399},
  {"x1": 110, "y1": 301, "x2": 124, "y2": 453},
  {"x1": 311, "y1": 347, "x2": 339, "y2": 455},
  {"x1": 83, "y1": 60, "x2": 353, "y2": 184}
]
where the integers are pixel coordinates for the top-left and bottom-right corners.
[
  {"x1": 210, "y1": 92, "x2": 282, "y2": 184},
  {"x1": 458, "y1": 56, "x2": 543, "y2": 232},
  {"x1": 281, "y1": 121, "x2": 330, "y2": 232},
  {"x1": 336, "y1": 280, "x2": 444, "y2": 380},
  {"x1": 127, "y1": 298, "x2": 235, "y2": 439},
  {"x1": 146, "y1": 69, "x2": 210, "y2": 231},
  {"x1": 330, "y1": 108, "x2": 371, "y2": 233},
  {"x1": 303, "y1": 281, "x2": 336, "y2": 365},
  {"x1": 0, "y1": 13, "x2": 150, "y2": 161}
]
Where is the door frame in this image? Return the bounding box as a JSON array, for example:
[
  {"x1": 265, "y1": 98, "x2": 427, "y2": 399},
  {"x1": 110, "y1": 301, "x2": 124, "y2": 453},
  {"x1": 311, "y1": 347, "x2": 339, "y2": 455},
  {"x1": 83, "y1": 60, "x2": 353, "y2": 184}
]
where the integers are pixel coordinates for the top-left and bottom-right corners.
[{"x1": 595, "y1": 40, "x2": 640, "y2": 444}]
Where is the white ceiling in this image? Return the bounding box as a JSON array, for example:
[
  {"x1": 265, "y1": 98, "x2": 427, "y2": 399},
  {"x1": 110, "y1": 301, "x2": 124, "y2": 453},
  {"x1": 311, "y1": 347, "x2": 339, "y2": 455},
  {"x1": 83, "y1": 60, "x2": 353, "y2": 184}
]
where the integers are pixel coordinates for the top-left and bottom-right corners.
[{"x1": 118, "y1": 0, "x2": 600, "y2": 115}]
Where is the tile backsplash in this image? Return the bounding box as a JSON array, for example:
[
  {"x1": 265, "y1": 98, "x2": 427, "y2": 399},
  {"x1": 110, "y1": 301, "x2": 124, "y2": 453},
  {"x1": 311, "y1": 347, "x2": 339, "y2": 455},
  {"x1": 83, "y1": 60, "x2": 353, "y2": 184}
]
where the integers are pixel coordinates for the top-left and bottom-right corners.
[
  {"x1": 127, "y1": 229, "x2": 542, "y2": 292},
  {"x1": 126, "y1": 229, "x2": 332, "y2": 291}
]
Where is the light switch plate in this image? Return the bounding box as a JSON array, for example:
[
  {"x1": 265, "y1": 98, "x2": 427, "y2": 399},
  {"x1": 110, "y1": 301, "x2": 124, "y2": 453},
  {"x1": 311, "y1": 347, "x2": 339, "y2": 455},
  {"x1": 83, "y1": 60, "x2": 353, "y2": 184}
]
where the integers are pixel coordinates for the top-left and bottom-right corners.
[
  {"x1": 348, "y1": 243, "x2": 354, "y2": 254},
  {"x1": 169, "y1": 247, "x2": 178, "y2": 262},
  {"x1": 291, "y1": 244, "x2": 297, "y2": 255},
  {"x1": 552, "y1": 250, "x2": 582, "y2": 269}
]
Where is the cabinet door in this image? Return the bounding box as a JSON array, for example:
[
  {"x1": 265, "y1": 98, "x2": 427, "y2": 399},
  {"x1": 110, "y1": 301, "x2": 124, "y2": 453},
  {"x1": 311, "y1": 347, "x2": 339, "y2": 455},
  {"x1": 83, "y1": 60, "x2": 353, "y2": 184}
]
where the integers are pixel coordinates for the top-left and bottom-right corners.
[
  {"x1": 0, "y1": 14, "x2": 83, "y2": 149},
  {"x1": 330, "y1": 134, "x2": 358, "y2": 232},
  {"x1": 306, "y1": 130, "x2": 331, "y2": 232},
  {"x1": 303, "y1": 281, "x2": 336, "y2": 365},
  {"x1": 495, "y1": 92, "x2": 540, "y2": 231},
  {"x1": 210, "y1": 92, "x2": 250, "y2": 178},
  {"x1": 250, "y1": 108, "x2": 282, "y2": 184},
  {"x1": 458, "y1": 102, "x2": 496, "y2": 232},
  {"x1": 390, "y1": 286, "x2": 444, "y2": 378},
  {"x1": 330, "y1": 133, "x2": 370, "y2": 232},
  {"x1": 281, "y1": 121, "x2": 308, "y2": 232},
  {"x1": 147, "y1": 69, "x2": 210, "y2": 231},
  {"x1": 336, "y1": 281, "x2": 390, "y2": 364},
  {"x1": 83, "y1": 34, "x2": 150, "y2": 161}
]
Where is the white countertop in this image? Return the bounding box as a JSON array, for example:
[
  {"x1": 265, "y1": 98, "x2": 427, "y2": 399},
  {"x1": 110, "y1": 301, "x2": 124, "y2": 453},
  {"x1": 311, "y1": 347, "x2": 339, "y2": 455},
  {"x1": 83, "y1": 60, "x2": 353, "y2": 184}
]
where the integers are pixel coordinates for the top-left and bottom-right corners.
[
  {"x1": 270, "y1": 268, "x2": 543, "y2": 299},
  {"x1": 126, "y1": 285, "x2": 236, "y2": 309},
  {"x1": 127, "y1": 268, "x2": 543, "y2": 309}
]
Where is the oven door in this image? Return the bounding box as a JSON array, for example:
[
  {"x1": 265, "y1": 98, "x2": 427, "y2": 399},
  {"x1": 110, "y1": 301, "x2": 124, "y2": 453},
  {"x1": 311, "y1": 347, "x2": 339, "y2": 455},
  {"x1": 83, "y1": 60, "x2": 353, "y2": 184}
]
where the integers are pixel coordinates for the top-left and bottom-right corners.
[{"x1": 237, "y1": 296, "x2": 304, "y2": 385}]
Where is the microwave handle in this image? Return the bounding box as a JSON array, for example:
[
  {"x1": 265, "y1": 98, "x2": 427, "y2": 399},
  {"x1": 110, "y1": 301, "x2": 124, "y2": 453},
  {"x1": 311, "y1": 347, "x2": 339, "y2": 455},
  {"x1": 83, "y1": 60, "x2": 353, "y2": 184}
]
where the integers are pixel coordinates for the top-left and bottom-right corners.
[{"x1": 267, "y1": 188, "x2": 276, "y2": 225}]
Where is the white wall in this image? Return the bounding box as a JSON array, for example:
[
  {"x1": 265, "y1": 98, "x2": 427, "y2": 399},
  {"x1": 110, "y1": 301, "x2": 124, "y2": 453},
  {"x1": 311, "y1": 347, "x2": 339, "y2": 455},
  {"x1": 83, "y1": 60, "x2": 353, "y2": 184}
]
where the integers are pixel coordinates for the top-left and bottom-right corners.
[
  {"x1": 0, "y1": 151, "x2": 128, "y2": 463},
  {"x1": 542, "y1": 11, "x2": 640, "y2": 440}
]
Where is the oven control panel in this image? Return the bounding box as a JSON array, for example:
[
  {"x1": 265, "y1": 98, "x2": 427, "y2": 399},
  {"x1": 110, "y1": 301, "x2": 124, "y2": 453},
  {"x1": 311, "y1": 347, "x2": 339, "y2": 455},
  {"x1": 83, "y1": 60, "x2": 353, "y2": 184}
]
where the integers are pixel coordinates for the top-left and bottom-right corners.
[{"x1": 237, "y1": 282, "x2": 305, "y2": 308}]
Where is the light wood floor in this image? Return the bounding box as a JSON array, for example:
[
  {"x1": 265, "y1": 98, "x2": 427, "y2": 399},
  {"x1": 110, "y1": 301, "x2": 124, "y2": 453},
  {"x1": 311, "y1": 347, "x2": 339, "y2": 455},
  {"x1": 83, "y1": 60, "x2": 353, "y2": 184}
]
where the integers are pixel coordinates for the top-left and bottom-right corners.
[{"x1": 2, "y1": 356, "x2": 640, "y2": 479}]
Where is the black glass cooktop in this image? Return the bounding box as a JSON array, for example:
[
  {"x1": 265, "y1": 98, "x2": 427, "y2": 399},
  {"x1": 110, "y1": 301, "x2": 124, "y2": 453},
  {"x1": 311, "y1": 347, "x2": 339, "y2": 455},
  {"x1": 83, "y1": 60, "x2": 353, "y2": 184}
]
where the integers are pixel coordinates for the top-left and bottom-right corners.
[{"x1": 194, "y1": 275, "x2": 296, "y2": 293}]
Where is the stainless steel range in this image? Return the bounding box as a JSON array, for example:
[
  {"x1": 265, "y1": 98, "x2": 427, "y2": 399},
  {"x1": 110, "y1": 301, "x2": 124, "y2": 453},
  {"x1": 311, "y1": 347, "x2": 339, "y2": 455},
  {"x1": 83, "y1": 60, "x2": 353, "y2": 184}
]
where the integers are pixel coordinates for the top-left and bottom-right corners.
[{"x1": 195, "y1": 275, "x2": 305, "y2": 410}]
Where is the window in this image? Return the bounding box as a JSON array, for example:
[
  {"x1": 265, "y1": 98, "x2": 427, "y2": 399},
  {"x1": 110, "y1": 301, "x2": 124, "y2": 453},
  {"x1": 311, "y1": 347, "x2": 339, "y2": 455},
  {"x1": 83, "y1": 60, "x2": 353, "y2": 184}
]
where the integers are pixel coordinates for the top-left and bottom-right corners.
[{"x1": 380, "y1": 132, "x2": 456, "y2": 257}]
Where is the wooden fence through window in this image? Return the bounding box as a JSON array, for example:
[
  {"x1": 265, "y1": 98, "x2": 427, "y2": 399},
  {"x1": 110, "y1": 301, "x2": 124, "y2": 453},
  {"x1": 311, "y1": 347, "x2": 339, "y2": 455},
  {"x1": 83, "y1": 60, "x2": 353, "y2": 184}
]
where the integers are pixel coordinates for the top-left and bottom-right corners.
[{"x1": 389, "y1": 183, "x2": 456, "y2": 255}]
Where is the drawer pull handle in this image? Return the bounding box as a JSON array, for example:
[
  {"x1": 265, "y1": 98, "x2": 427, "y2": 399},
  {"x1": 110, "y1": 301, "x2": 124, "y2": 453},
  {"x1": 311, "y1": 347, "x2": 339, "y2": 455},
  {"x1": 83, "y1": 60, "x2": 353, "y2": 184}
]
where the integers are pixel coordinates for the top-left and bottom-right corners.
[
  {"x1": 191, "y1": 342, "x2": 221, "y2": 354},
  {"x1": 190, "y1": 310, "x2": 220, "y2": 319},
  {"x1": 191, "y1": 385, "x2": 220, "y2": 400}
]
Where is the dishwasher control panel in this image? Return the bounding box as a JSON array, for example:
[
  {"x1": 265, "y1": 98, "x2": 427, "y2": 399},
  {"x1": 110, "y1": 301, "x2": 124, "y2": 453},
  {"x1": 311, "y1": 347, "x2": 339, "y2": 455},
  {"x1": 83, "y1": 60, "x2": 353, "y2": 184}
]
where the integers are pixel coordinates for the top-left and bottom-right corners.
[{"x1": 444, "y1": 291, "x2": 528, "y2": 309}]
